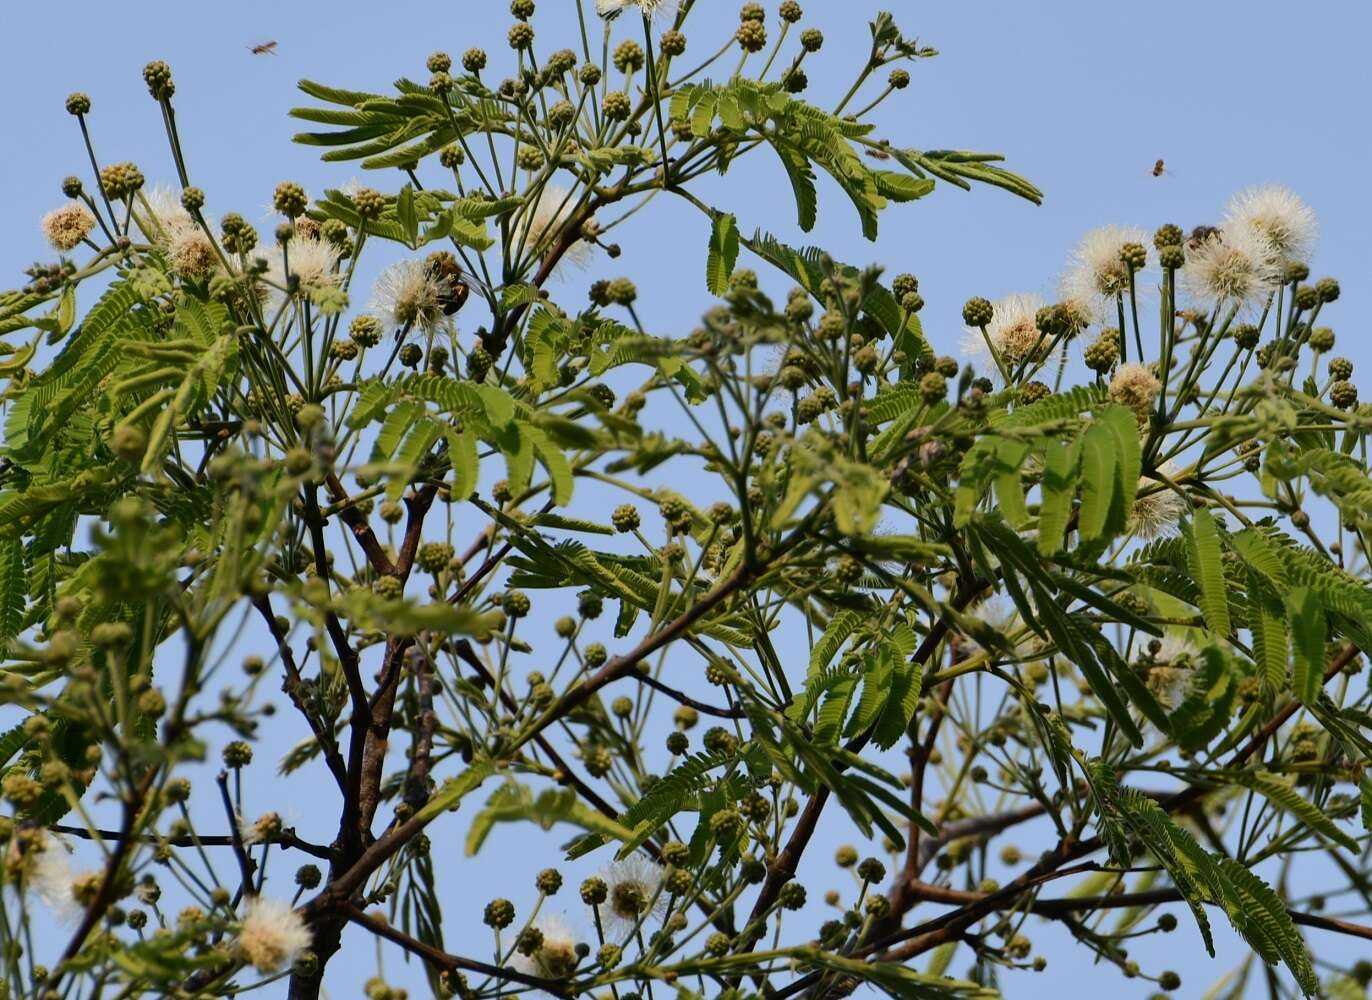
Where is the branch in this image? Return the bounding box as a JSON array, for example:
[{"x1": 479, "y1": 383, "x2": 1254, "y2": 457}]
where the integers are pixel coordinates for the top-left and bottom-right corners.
[
  {"x1": 48, "y1": 823, "x2": 333, "y2": 860},
  {"x1": 345, "y1": 906, "x2": 571, "y2": 996},
  {"x1": 325, "y1": 472, "x2": 395, "y2": 577}
]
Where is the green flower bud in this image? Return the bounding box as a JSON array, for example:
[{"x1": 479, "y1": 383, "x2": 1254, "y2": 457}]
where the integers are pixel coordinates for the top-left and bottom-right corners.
[
  {"x1": 1157, "y1": 244, "x2": 1185, "y2": 269},
  {"x1": 1153, "y1": 223, "x2": 1183, "y2": 248},
  {"x1": 736, "y1": 20, "x2": 768, "y2": 53},
  {"x1": 962, "y1": 296, "x2": 993, "y2": 327},
  {"x1": 856, "y1": 857, "x2": 885, "y2": 883},
  {"x1": 799, "y1": 28, "x2": 824, "y2": 51},
  {"x1": 578, "y1": 590, "x2": 603, "y2": 619},
  {"x1": 463, "y1": 48, "x2": 488, "y2": 73},
  {"x1": 483, "y1": 898, "x2": 515, "y2": 928},
  {"x1": 783, "y1": 67, "x2": 808, "y2": 92},
  {"x1": 1329, "y1": 357, "x2": 1353, "y2": 381},
  {"x1": 584, "y1": 642, "x2": 608, "y2": 667},
  {"x1": 427, "y1": 51, "x2": 452, "y2": 73},
  {"x1": 353, "y1": 187, "x2": 385, "y2": 221},
  {"x1": 602, "y1": 91, "x2": 632, "y2": 120},
  {"x1": 889, "y1": 68, "x2": 911, "y2": 89},
  {"x1": 1316, "y1": 276, "x2": 1340, "y2": 303},
  {"x1": 66, "y1": 92, "x2": 92, "y2": 115},
  {"x1": 613, "y1": 39, "x2": 645, "y2": 74},
  {"x1": 222, "y1": 740, "x2": 253, "y2": 768},
  {"x1": 503, "y1": 590, "x2": 531, "y2": 618},
  {"x1": 143, "y1": 60, "x2": 175, "y2": 100},
  {"x1": 508, "y1": 22, "x2": 534, "y2": 50},
  {"x1": 779, "y1": 0, "x2": 803, "y2": 21},
  {"x1": 778, "y1": 881, "x2": 807, "y2": 910},
  {"x1": 739, "y1": 2, "x2": 765, "y2": 20},
  {"x1": 580, "y1": 877, "x2": 607, "y2": 905},
  {"x1": 273, "y1": 182, "x2": 308, "y2": 219},
  {"x1": 660, "y1": 30, "x2": 687, "y2": 56}
]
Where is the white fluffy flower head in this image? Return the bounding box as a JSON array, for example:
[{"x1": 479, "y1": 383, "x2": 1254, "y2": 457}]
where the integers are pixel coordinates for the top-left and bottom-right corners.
[
  {"x1": 961, "y1": 293, "x2": 1047, "y2": 374},
  {"x1": 236, "y1": 897, "x2": 311, "y2": 973},
  {"x1": 514, "y1": 185, "x2": 594, "y2": 275},
  {"x1": 600, "y1": 856, "x2": 665, "y2": 934},
  {"x1": 370, "y1": 259, "x2": 445, "y2": 332},
  {"x1": 1060, "y1": 225, "x2": 1149, "y2": 321},
  {"x1": 135, "y1": 185, "x2": 196, "y2": 244},
  {"x1": 597, "y1": 0, "x2": 679, "y2": 21},
  {"x1": 41, "y1": 202, "x2": 96, "y2": 252},
  {"x1": 1130, "y1": 461, "x2": 1187, "y2": 540},
  {"x1": 1224, "y1": 185, "x2": 1317, "y2": 265},
  {"x1": 267, "y1": 236, "x2": 342, "y2": 296},
  {"x1": 515, "y1": 913, "x2": 580, "y2": 980},
  {"x1": 1182, "y1": 222, "x2": 1280, "y2": 311}
]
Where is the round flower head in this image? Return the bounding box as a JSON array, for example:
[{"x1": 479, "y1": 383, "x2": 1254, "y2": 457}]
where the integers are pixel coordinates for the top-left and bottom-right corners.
[
  {"x1": 1060, "y1": 225, "x2": 1149, "y2": 322},
  {"x1": 1144, "y1": 633, "x2": 1202, "y2": 709},
  {"x1": 266, "y1": 235, "x2": 342, "y2": 297},
  {"x1": 512, "y1": 185, "x2": 594, "y2": 275},
  {"x1": 961, "y1": 293, "x2": 1047, "y2": 374},
  {"x1": 598, "y1": 856, "x2": 665, "y2": 935},
  {"x1": 514, "y1": 913, "x2": 581, "y2": 980},
  {"x1": 596, "y1": 0, "x2": 679, "y2": 21},
  {"x1": 26, "y1": 834, "x2": 82, "y2": 922},
  {"x1": 1223, "y1": 184, "x2": 1317, "y2": 266},
  {"x1": 1108, "y1": 362, "x2": 1160, "y2": 421},
  {"x1": 135, "y1": 184, "x2": 197, "y2": 244},
  {"x1": 41, "y1": 202, "x2": 96, "y2": 252},
  {"x1": 236, "y1": 897, "x2": 311, "y2": 973},
  {"x1": 370, "y1": 259, "x2": 445, "y2": 333},
  {"x1": 169, "y1": 228, "x2": 218, "y2": 280},
  {"x1": 1130, "y1": 461, "x2": 1188, "y2": 540},
  {"x1": 1181, "y1": 222, "x2": 1280, "y2": 312}
]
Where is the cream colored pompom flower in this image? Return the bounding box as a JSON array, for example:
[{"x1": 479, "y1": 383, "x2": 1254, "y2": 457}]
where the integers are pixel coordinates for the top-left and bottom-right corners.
[
  {"x1": 1181, "y1": 222, "x2": 1280, "y2": 311},
  {"x1": 41, "y1": 202, "x2": 96, "y2": 252},
  {"x1": 512, "y1": 185, "x2": 594, "y2": 275},
  {"x1": 1223, "y1": 184, "x2": 1317, "y2": 266},
  {"x1": 236, "y1": 897, "x2": 311, "y2": 973},
  {"x1": 1060, "y1": 225, "x2": 1149, "y2": 322},
  {"x1": 369, "y1": 259, "x2": 445, "y2": 333},
  {"x1": 1130, "y1": 461, "x2": 1188, "y2": 540},
  {"x1": 961, "y1": 293, "x2": 1048, "y2": 375}
]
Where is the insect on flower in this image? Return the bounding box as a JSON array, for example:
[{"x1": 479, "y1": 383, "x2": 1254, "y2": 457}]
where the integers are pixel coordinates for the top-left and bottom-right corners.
[
  {"x1": 427, "y1": 252, "x2": 473, "y2": 316},
  {"x1": 249, "y1": 41, "x2": 279, "y2": 55}
]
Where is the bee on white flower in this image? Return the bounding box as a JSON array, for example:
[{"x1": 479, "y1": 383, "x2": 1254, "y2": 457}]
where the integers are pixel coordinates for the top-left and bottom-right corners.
[
  {"x1": 514, "y1": 913, "x2": 581, "y2": 980},
  {"x1": 961, "y1": 293, "x2": 1048, "y2": 375},
  {"x1": 369, "y1": 260, "x2": 445, "y2": 333},
  {"x1": 512, "y1": 185, "x2": 594, "y2": 276},
  {"x1": 598, "y1": 856, "x2": 666, "y2": 935},
  {"x1": 41, "y1": 202, "x2": 96, "y2": 252},
  {"x1": 238, "y1": 812, "x2": 283, "y2": 847},
  {"x1": 235, "y1": 897, "x2": 311, "y2": 973},
  {"x1": 596, "y1": 0, "x2": 679, "y2": 21},
  {"x1": 1223, "y1": 185, "x2": 1317, "y2": 266},
  {"x1": 1181, "y1": 222, "x2": 1280, "y2": 311},
  {"x1": 1060, "y1": 225, "x2": 1150, "y2": 322}
]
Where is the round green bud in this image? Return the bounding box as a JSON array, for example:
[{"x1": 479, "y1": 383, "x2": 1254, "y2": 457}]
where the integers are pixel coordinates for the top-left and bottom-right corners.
[
  {"x1": 660, "y1": 30, "x2": 687, "y2": 56},
  {"x1": 143, "y1": 60, "x2": 174, "y2": 99},
  {"x1": 709, "y1": 809, "x2": 742, "y2": 838},
  {"x1": 1232, "y1": 324, "x2": 1260, "y2": 350},
  {"x1": 66, "y1": 92, "x2": 92, "y2": 115},
  {"x1": 856, "y1": 857, "x2": 885, "y2": 883},
  {"x1": 664, "y1": 866, "x2": 693, "y2": 895},
  {"x1": 61, "y1": 175, "x2": 83, "y2": 198},
  {"x1": 273, "y1": 181, "x2": 308, "y2": 219},
  {"x1": 598, "y1": 943, "x2": 622, "y2": 969},
  {"x1": 579, "y1": 63, "x2": 602, "y2": 86},
  {"x1": 439, "y1": 145, "x2": 466, "y2": 171},
  {"x1": 674, "y1": 705, "x2": 699, "y2": 730},
  {"x1": 702, "y1": 726, "x2": 736, "y2": 753},
  {"x1": 1329, "y1": 357, "x2": 1354, "y2": 381},
  {"x1": 611, "y1": 695, "x2": 634, "y2": 719},
  {"x1": 779, "y1": 0, "x2": 803, "y2": 21},
  {"x1": 736, "y1": 20, "x2": 768, "y2": 53},
  {"x1": 580, "y1": 876, "x2": 608, "y2": 905},
  {"x1": 398, "y1": 344, "x2": 423, "y2": 368},
  {"x1": 853, "y1": 344, "x2": 880, "y2": 375},
  {"x1": 606, "y1": 276, "x2": 637, "y2": 304},
  {"x1": 295, "y1": 864, "x2": 322, "y2": 889},
  {"x1": 578, "y1": 590, "x2": 603, "y2": 619},
  {"x1": 1308, "y1": 326, "x2": 1335, "y2": 352},
  {"x1": 373, "y1": 575, "x2": 404, "y2": 600},
  {"x1": 784, "y1": 67, "x2": 809, "y2": 92},
  {"x1": 515, "y1": 144, "x2": 543, "y2": 170},
  {"x1": 1330, "y1": 380, "x2": 1358, "y2": 409},
  {"x1": 962, "y1": 296, "x2": 994, "y2": 327},
  {"x1": 1159, "y1": 971, "x2": 1181, "y2": 991},
  {"x1": 584, "y1": 642, "x2": 608, "y2": 667},
  {"x1": 511, "y1": 0, "x2": 535, "y2": 15},
  {"x1": 110, "y1": 422, "x2": 148, "y2": 463},
  {"x1": 100, "y1": 162, "x2": 145, "y2": 200},
  {"x1": 614, "y1": 39, "x2": 645, "y2": 74},
  {"x1": 427, "y1": 51, "x2": 453, "y2": 73},
  {"x1": 889, "y1": 68, "x2": 911, "y2": 89},
  {"x1": 1118, "y1": 242, "x2": 1148, "y2": 270},
  {"x1": 222, "y1": 740, "x2": 254, "y2": 768},
  {"x1": 602, "y1": 91, "x2": 632, "y2": 120},
  {"x1": 919, "y1": 371, "x2": 947, "y2": 404},
  {"x1": 483, "y1": 898, "x2": 515, "y2": 929},
  {"x1": 1157, "y1": 244, "x2": 1185, "y2": 269},
  {"x1": 800, "y1": 28, "x2": 824, "y2": 51},
  {"x1": 508, "y1": 21, "x2": 534, "y2": 50},
  {"x1": 778, "y1": 881, "x2": 807, "y2": 910},
  {"x1": 502, "y1": 590, "x2": 531, "y2": 618},
  {"x1": 611, "y1": 504, "x2": 641, "y2": 533},
  {"x1": 353, "y1": 187, "x2": 385, "y2": 221},
  {"x1": 430, "y1": 71, "x2": 454, "y2": 94},
  {"x1": 666, "y1": 731, "x2": 689, "y2": 755},
  {"x1": 1294, "y1": 284, "x2": 1319, "y2": 310},
  {"x1": 1316, "y1": 276, "x2": 1341, "y2": 303},
  {"x1": 463, "y1": 48, "x2": 488, "y2": 73}
]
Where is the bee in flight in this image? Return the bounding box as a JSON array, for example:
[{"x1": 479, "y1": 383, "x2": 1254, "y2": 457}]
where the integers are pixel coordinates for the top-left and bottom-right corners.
[
  {"x1": 249, "y1": 41, "x2": 279, "y2": 55},
  {"x1": 1151, "y1": 158, "x2": 1167, "y2": 177}
]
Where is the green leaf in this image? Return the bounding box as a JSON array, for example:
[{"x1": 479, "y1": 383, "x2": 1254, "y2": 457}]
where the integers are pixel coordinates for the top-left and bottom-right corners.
[
  {"x1": 0, "y1": 540, "x2": 25, "y2": 645},
  {"x1": 396, "y1": 183, "x2": 419, "y2": 247},
  {"x1": 1286, "y1": 585, "x2": 1325, "y2": 704},
  {"x1": 1186, "y1": 507, "x2": 1231, "y2": 639},
  {"x1": 414, "y1": 760, "x2": 494, "y2": 824},
  {"x1": 706, "y1": 212, "x2": 739, "y2": 295},
  {"x1": 1077, "y1": 422, "x2": 1118, "y2": 543},
  {"x1": 1037, "y1": 435, "x2": 1080, "y2": 556},
  {"x1": 1230, "y1": 770, "x2": 1357, "y2": 851}
]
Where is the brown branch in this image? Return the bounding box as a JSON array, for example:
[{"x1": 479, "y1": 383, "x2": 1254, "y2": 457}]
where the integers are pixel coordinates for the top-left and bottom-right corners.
[
  {"x1": 48, "y1": 823, "x2": 333, "y2": 860},
  {"x1": 345, "y1": 906, "x2": 571, "y2": 996},
  {"x1": 325, "y1": 472, "x2": 395, "y2": 577},
  {"x1": 251, "y1": 595, "x2": 348, "y2": 792}
]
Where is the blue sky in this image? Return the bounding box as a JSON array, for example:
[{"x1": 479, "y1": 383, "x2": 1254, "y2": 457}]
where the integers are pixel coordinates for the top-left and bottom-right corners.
[{"x1": 3, "y1": 1, "x2": 1370, "y2": 996}]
